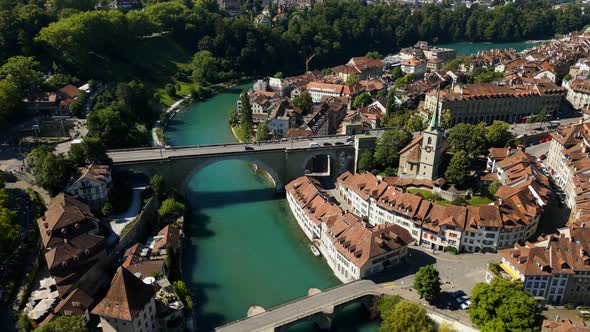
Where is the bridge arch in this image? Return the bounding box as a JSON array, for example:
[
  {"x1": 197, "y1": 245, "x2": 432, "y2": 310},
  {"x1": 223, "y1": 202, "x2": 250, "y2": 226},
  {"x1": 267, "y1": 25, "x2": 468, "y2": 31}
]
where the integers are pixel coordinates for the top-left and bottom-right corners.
[
  {"x1": 299, "y1": 149, "x2": 348, "y2": 178},
  {"x1": 180, "y1": 154, "x2": 283, "y2": 194}
]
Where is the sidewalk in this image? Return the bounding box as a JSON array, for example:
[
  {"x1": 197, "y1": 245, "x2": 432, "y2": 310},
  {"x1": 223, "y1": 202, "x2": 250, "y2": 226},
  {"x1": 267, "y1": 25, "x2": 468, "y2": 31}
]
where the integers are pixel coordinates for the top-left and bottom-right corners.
[{"x1": 109, "y1": 186, "x2": 147, "y2": 235}]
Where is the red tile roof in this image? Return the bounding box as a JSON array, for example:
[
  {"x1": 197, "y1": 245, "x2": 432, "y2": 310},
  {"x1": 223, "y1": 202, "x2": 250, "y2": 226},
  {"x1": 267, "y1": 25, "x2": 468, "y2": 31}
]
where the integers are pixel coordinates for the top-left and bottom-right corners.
[{"x1": 91, "y1": 267, "x2": 155, "y2": 321}]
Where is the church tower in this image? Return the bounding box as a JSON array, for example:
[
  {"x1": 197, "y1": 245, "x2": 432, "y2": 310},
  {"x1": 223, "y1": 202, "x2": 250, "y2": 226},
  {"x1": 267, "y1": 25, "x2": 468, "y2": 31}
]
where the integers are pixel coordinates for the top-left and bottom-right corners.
[{"x1": 417, "y1": 89, "x2": 444, "y2": 180}]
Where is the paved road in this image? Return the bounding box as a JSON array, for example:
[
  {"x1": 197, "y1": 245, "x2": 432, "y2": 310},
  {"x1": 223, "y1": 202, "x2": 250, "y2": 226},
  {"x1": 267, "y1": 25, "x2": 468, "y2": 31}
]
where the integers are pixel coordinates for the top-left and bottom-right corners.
[
  {"x1": 509, "y1": 116, "x2": 582, "y2": 137},
  {"x1": 216, "y1": 280, "x2": 382, "y2": 332},
  {"x1": 108, "y1": 136, "x2": 355, "y2": 164}
]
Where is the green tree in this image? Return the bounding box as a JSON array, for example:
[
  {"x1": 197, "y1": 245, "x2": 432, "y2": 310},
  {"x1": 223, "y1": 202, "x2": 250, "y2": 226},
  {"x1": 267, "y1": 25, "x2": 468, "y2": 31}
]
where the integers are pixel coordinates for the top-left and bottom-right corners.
[
  {"x1": 191, "y1": 50, "x2": 219, "y2": 84},
  {"x1": 150, "y1": 174, "x2": 167, "y2": 198},
  {"x1": 353, "y1": 92, "x2": 372, "y2": 109},
  {"x1": 358, "y1": 150, "x2": 376, "y2": 173},
  {"x1": 28, "y1": 147, "x2": 75, "y2": 196},
  {"x1": 68, "y1": 143, "x2": 87, "y2": 166},
  {"x1": 470, "y1": 278, "x2": 542, "y2": 332},
  {"x1": 0, "y1": 56, "x2": 43, "y2": 94},
  {"x1": 394, "y1": 74, "x2": 415, "y2": 89},
  {"x1": 240, "y1": 91, "x2": 253, "y2": 139},
  {"x1": 376, "y1": 295, "x2": 402, "y2": 319},
  {"x1": 365, "y1": 51, "x2": 382, "y2": 59},
  {"x1": 165, "y1": 83, "x2": 176, "y2": 97},
  {"x1": 487, "y1": 180, "x2": 502, "y2": 197},
  {"x1": 413, "y1": 265, "x2": 441, "y2": 301},
  {"x1": 101, "y1": 202, "x2": 113, "y2": 216},
  {"x1": 0, "y1": 207, "x2": 20, "y2": 257},
  {"x1": 535, "y1": 109, "x2": 549, "y2": 124},
  {"x1": 158, "y1": 197, "x2": 185, "y2": 224},
  {"x1": 274, "y1": 72, "x2": 283, "y2": 78},
  {"x1": 440, "y1": 109, "x2": 451, "y2": 130},
  {"x1": 379, "y1": 301, "x2": 434, "y2": 332},
  {"x1": 445, "y1": 151, "x2": 472, "y2": 187},
  {"x1": 256, "y1": 122, "x2": 270, "y2": 142},
  {"x1": 447, "y1": 122, "x2": 487, "y2": 157},
  {"x1": 405, "y1": 114, "x2": 426, "y2": 132},
  {"x1": 34, "y1": 314, "x2": 86, "y2": 332},
  {"x1": 374, "y1": 129, "x2": 412, "y2": 170},
  {"x1": 17, "y1": 312, "x2": 34, "y2": 332},
  {"x1": 439, "y1": 322, "x2": 458, "y2": 332},
  {"x1": 486, "y1": 121, "x2": 512, "y2": 148},
  {"x1": 81, "y1": 136, "x2": 108, "y2": 163},
  {"x1": 293, "y1": 91, "x2": 313, "y2": 115},
  {"x1": 0, "y1": 80, "x2": 21, "y2": 123},
  {"x1": 385, "y1": 88, "x2": 397, "y2": 116},
  {"x1": 172, "y1": 280, "x2": 193, "y2": 313}
]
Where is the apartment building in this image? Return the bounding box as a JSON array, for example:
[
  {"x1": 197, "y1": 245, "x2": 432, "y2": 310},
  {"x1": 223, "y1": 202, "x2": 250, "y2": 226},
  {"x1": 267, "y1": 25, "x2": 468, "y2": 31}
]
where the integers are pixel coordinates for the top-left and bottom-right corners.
[
  {"x1": 92, "y1": 267, "x2": 158, "y2": 332},
  {"x1": 497, "y1": 227, "x2": 590, "y2": 305},
  {"x1": 335, "y1": 168, "x2": 549, "y2": 253},
  {"x1": 546, "y1": 122, "x2": 590, "y2": 228},
  {"x1": 423, "y1": 79, "x2": 565, "y2": 126},
  {"x1": 285, "y1": 176, "x2": 413, "y2": 283},
  {"x1": 65, "y1": 164, "x2": 112, "y2": 210},
  {"x1": 563, "y1": 77, "x2": 590, "y2": 110}
]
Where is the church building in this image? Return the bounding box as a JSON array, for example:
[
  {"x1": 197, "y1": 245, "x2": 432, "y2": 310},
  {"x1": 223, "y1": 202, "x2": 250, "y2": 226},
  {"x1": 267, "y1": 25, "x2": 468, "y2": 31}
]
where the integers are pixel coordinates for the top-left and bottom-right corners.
[{"x1": 398, "y1": 92, "x2": 446, "y2": 181}]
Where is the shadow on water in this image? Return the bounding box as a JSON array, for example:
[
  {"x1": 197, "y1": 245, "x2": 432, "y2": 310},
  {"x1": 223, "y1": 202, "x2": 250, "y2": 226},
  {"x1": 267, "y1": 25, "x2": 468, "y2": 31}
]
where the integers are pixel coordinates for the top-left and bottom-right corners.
[
  {"x1": 189, "y1": 188, "x2": 283, "y2": 209},
  {"x1": 182, "y1": 207, "x2": 228, "y2": 331}
]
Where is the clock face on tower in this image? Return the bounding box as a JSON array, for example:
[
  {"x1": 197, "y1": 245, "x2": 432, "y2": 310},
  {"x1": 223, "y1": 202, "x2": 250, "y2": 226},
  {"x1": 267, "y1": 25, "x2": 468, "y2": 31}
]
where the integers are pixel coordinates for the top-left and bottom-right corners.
[{"x1": 425, "y1": 145, "x2": 433, "y2": 153}]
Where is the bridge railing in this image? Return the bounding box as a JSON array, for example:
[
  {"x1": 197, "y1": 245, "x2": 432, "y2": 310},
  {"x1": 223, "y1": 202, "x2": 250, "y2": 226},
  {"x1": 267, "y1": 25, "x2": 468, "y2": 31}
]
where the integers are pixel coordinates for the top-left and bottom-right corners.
[{"x1": 215, "y1": 280, "x2": 381, "y2": 330}]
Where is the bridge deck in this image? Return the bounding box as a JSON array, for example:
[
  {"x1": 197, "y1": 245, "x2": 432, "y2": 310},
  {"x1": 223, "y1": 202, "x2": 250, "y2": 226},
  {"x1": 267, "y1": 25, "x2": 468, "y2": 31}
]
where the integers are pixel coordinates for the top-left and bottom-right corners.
[
  {"x1": 215, "y1": 280, "x2": 382, "y2": 332},
  {"x1": 107, "y1": 136, "x2": 355, "y2": 164}
]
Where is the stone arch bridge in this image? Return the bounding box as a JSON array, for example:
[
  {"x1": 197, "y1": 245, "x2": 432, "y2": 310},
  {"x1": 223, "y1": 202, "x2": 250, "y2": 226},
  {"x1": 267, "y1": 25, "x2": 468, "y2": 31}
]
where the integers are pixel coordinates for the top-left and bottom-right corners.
[{"x1": 107, "y1": 135, "x2": 379, "y2": 193}]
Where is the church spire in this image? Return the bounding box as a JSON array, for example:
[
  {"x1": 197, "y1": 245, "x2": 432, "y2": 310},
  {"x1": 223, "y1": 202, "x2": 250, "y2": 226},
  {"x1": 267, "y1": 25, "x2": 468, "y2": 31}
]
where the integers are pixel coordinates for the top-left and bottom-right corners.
[{"x1": 428, "y1": 85, "x2": 441, "y2": 130}]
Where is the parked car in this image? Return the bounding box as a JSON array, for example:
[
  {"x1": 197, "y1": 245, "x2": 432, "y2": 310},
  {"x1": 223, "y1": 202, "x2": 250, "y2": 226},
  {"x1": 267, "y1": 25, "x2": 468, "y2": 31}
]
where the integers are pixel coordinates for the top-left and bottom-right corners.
[
  {"x1": 322, "y1": 142, "x2": 332, "y2": 146},
  {"x1": 538, "y1": 154, "x2": 547, "y2": 161},
  {"x1": 460, "y1": 300, "x2": 471, "y2": 310},
  {"x1": 309, "y1": 142, "x2": 320, "y2": 148},
  {"x1": 245, "y1": 145, "x2": 254, "y2": 151},
  {"x1": 334, "y1": 142, "x2": 344, "y2": 145}
]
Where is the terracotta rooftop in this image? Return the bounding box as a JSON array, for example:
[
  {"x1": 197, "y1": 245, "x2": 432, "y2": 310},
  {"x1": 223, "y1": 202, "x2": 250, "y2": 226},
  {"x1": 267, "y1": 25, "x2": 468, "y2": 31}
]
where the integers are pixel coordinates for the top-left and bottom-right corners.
[
  {"x1": 332, "y1": 222, "x2": 414, "y2": 267},
  {"x1": 91, "y1": 267, "x2": 155, "y2": 321},
  {"x1": 542, "y1": 319, "x2": 590, "y2": 332},
  {"x1": 37, "y1": 193, "x2": 97, "y2": 247}
]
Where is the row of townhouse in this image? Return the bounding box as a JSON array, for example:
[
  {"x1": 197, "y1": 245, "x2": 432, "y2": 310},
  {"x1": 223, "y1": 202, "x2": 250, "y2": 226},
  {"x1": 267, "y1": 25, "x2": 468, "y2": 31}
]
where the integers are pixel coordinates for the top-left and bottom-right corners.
[
  {"x1": 546, "y1": 122, "x2": 590, "y2": 213},
  {"x1": 285, "y1": 176, "x2": 414, "y2": 283},
  {"x1": 495, "y1": 226, "x2": 590, "y2": 305},
  {"x1": 334, "y1": 159, "x2": 550, "y2": 253}
]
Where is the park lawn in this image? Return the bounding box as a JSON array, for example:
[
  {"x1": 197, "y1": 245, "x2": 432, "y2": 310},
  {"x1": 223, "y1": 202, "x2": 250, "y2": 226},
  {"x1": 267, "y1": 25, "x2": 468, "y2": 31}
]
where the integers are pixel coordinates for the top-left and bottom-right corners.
[
  {"x1": 407, "y1": 188, "x2": 493, "y2": 206},
  {"x1": 407, "y1": 188, "x2": 451, "y2": 205},
  {"x1": 466, "y1": 195, "x2": 494, "y2": 206}
]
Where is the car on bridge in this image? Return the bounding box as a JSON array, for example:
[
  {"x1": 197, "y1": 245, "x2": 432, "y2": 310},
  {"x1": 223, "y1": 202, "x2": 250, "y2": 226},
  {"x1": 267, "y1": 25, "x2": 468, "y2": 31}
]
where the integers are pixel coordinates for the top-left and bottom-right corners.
[
  {"x1": 309, "y1": 142, "x2": 320, "y2": 148},
  {"x1": 244, "y1": 145, "x2": 254, "y2": 151}
]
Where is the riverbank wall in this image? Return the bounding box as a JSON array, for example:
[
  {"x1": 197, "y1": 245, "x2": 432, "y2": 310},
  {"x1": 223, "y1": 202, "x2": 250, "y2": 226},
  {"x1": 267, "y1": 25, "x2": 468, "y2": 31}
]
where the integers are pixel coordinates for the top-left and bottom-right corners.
[{"x1": 115, "y1": 195, "x2": 159, "y2": 254}]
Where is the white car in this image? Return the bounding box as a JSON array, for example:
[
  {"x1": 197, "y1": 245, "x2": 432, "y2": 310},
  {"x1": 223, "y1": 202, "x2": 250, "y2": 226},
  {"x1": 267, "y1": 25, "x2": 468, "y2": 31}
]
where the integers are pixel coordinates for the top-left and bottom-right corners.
[
  {"x1": 460, "y1": 300, "x2": 471, "y2": 310},
  {"x1": 309, "y1": 142, "x2": 320, "y2": 148}
]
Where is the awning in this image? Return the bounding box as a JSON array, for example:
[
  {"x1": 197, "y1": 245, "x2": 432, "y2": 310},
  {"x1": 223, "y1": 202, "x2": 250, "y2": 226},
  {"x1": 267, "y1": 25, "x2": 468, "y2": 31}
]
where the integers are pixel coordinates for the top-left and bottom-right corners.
[{"x1": 500, "y1": 262, "x2": 522, "y2": 281}]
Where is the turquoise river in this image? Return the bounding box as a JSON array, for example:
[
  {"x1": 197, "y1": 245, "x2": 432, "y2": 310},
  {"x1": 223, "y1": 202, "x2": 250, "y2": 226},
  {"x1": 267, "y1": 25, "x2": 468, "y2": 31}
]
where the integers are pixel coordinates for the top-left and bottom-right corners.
[{"x1": 166, "y1": 41, "x2": 539, "y2": 332}]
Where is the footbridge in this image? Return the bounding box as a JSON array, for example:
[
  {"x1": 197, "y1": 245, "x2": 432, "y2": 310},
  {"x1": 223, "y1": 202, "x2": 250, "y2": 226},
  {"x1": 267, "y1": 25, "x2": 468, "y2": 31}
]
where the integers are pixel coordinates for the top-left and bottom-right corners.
[
  {"x1": 107, "y1": 132, "x2": 382, "y2": 192},
  {"x1": 215, "y1": 280, "x2": 384, "y2": 332}
]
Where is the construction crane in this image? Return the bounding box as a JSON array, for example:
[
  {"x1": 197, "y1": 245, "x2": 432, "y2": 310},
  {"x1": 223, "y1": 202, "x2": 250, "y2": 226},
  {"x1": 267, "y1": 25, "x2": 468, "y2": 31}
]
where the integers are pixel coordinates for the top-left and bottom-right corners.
[{"x1": 305, "y1": 53, "x2": 316, "y2": 78}]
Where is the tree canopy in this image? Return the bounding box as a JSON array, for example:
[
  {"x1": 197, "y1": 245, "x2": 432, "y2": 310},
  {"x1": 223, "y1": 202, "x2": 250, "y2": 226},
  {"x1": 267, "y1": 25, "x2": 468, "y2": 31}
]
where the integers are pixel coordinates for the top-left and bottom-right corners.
[
  {"x1": 379, "y1": 300, "x2": 434, "y2": 332},
  {"x1": 470, "y1": 278, "x2": 542, "y2": 332},
  {"x1": 445, "y1": 150, "x2": 472, "y2": 187},
  {"x1": 447, "y1": 122, "x2": 488, "y2": 157},
  {"x1": 158, "y1": 197, "x2": 185, "y2": 224},
  {"x1": 374, "y1": 129, "x2": 412, "y2": 170},
  {"x1": 486, "y1": 121, "x2": 512, "y2": 148},
  {"x1": 413, "y1": 264, "x2": 441, "y2": 301},
  {"x1": 34, "y1": 314, "x2": 86, "y2": 332}
]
